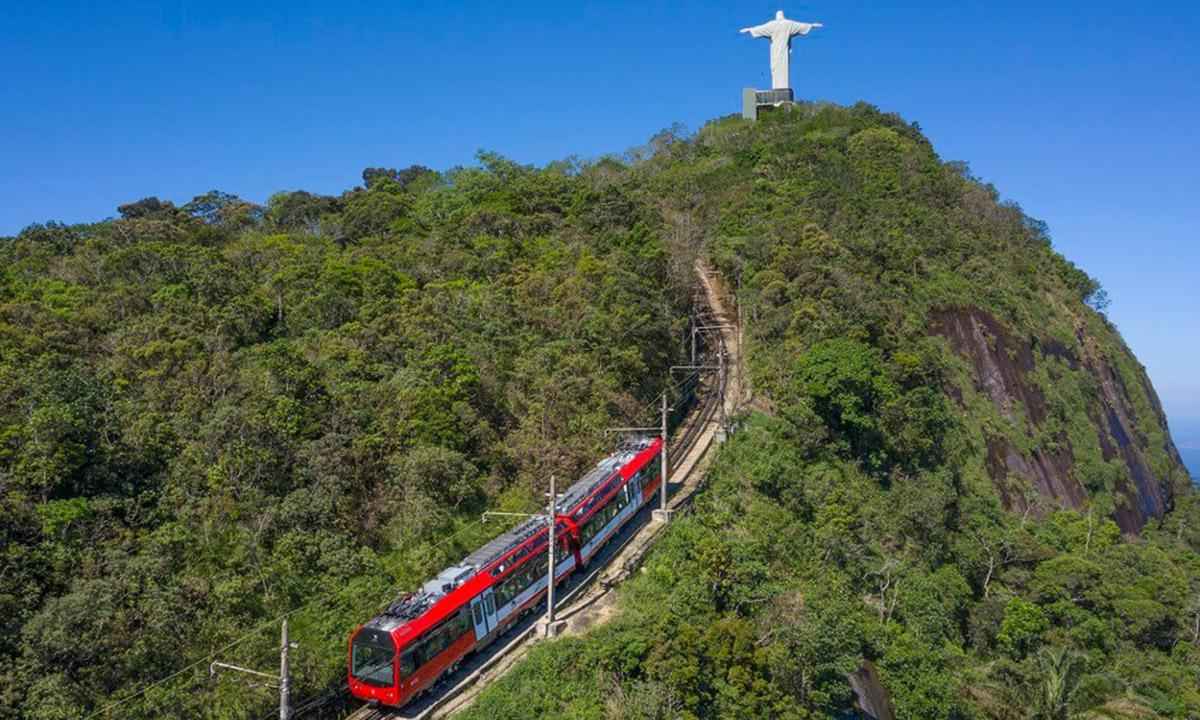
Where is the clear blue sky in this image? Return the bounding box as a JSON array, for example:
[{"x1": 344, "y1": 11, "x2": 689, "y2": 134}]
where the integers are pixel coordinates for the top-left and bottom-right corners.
[{"x1": 2, "y1": 0, "x2": 1197, "y2": 431}]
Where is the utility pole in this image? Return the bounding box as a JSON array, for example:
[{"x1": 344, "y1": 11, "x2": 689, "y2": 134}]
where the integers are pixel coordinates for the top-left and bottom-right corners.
[
  {"x1": 660, "y1": 392, "x2": 669, "y2": 512},
  {"x1": 279, "y1": 620, "x2": 291, "y2": 720},
  {"x1": 718, "y1": 344, "x2": 727, "y2": 434},
  {"x1": 482, "y1": 482, "x2": 562, "y2": 637},
  {"x1": 209, "y1": 620, "x2": 294, "y2": 720},
  {"x1": 736, "y1": 272, "x2": 744, "y2": 416},
  {"x1": 546, "y1": 473, "x2": 556, "y2": 632}
]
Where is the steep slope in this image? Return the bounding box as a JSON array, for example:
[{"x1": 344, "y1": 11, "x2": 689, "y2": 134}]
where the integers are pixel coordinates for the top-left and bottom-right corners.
[
  {"x1": 694, "y1": 105, "x2": 1185, "y2": 534},
  {"x1": 461, "y1": 105, "x2": 1200, "y2": 720}
]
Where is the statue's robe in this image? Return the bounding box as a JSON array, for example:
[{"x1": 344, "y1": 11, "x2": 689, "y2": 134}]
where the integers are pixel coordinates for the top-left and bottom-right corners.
[{"x1": 746, "y1": 19, "x2": 818, "y2": 89}]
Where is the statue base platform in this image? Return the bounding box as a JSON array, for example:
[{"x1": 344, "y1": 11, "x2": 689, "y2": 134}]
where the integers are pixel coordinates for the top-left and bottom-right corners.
[{"x1": 742, "y1": 87, "x2": 795, "y2": 121}]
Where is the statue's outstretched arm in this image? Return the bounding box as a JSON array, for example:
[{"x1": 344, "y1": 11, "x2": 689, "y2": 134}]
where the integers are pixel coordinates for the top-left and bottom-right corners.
[
  {"x1": 741, "y1": 23, "x2": 771, "y2": 38},
  {"x1": 789, "y1": 21, "x2": 823, "y2": 36}
]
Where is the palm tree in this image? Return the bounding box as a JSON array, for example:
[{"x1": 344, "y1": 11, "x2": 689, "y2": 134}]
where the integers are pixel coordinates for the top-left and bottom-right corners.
[{"x1": 1027, "y1": 646, "x2": 1082, "y2": 720}]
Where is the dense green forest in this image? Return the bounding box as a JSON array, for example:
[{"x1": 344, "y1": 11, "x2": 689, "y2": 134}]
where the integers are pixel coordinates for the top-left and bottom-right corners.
[
  {"x1": 460, "y1": 106, "x2": 1200, "y2": 719},
  {"x1": 3, "y1": 103, "x2": 1197, "y2": 720},
  {"x1": 0, "y1": 154, "x2": 695, "y2": 718}
]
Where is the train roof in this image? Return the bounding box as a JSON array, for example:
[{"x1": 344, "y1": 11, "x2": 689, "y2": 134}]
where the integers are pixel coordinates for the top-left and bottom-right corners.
[{"x1": 360, "y1": 437, "x2": 659, "y2": 639}]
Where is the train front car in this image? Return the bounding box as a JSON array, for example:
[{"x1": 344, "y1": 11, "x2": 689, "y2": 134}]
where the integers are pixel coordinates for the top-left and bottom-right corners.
[
  {"x1": 348, "y1": 567, "x2": 486, "y2": 707},
  {"x1": 347, "y1": 437, "x2": 663, "y2": 710},
  {"x1": 348, "y1": 621, "x2": 402, "y2": 706}
]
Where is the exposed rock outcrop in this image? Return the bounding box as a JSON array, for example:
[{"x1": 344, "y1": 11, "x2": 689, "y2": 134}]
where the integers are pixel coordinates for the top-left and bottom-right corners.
[
  {"x1": 932, "y1": 306, "x2": 1182, "y2": 533},
  {"x1": 849, "y1": 662, "x2": 896, "y2": 720}
]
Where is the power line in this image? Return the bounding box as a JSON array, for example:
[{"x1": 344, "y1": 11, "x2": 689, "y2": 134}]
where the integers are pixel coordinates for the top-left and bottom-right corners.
[
  {"x1": 80, "y1": 367, "x2": 703, "y2": 719},
  {"x1": 83, "y1": 607, "x2": 307, "y2": 719},
  {"x1": 623, "y1": 370, "x2": 702, "y2": 426},
  {"x1": 82, "y1": 508, "x2": 526, "y2": 720}
]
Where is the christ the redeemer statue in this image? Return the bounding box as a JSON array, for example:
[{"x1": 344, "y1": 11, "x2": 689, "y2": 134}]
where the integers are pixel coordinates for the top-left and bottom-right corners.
[{"x1": 740, "y1": 11, "x2": 823, "y2": 90}]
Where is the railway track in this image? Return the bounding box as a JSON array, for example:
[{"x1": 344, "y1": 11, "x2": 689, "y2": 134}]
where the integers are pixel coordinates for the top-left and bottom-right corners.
[
  {"x1": 333, "y1": 265, "x2": 739, "y2": 720},
  {"x1": 338, "y1": 385, "x2": 723, "y2": 720}
]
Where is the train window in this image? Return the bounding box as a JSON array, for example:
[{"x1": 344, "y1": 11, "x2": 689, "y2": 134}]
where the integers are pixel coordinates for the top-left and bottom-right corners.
[
  {"x1": 399, "y1": 648, "x2": 417, "y2": 678},
  {"x1": 413, "y1": 609, "x2": 470, "y2": 671},
  {"x1": 472, "y1": 602, "x2": 483, "y2": 626},
  {"x1": 352, "y1": 633, "x2": 396, "y2": 687},
  {"x1": 427, "y1": 630, "x2": 444, "y2": 658},
  {"x1": 484, "y1": 593, "x2": 495, "y2": 615}
]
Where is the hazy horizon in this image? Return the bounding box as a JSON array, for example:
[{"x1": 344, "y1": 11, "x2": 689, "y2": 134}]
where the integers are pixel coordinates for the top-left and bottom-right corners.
[{"x1": 1182, "y1": 448, "x2": 1200, "y2": 481}]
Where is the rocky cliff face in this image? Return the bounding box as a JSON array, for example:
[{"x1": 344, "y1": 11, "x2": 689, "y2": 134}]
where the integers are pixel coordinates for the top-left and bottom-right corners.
[
  {"x1": 933, "y1": 306, "x2": 1184, "y2": 533},
  {"x1": 691, "y1": 102, "x2": 1189, "y2": 536}
]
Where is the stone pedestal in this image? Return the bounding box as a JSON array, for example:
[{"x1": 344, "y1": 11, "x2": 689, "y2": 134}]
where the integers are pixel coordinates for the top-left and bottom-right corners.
[
  {"x1": 742, "y1": 87, "x2": 796, "y2": 121},
  {"x1": 742, "y1": 88, "x2": 759, "y2": 120}
]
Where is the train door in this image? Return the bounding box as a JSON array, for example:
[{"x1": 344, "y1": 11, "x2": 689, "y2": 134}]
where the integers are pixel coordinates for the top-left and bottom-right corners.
[
  {"x1": 470, "y1": 594, "x2": 490, "y2": 640},
  {"x1": 482, "y1": 588, "x2": 498, "y2": 632},
  {"x1": 471, "y1": 589, "x2": 499, "y2": 640}
]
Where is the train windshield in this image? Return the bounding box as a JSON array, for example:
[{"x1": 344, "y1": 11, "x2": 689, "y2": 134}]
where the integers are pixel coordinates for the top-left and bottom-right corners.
[{"x1": 351, "y1": 628, "x2": 396, "y2": 687}]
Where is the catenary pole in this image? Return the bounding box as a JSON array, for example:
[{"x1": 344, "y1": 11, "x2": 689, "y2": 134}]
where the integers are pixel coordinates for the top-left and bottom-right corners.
[
  {"x1": 279, "y1": 620, "x2": 290, "y2": 720},
  {"x1": 660, "y1": 392, "x2": 669, "y2": 512},
  {"x1": 719, "y1": 345, "x2": 727, "y2": 432},
  {"x1": 208, "y1": 620, "x2": 293, "y2": 719},
  {"x1": 546, "y1": 474, "x2": 556, "y2": 630}
]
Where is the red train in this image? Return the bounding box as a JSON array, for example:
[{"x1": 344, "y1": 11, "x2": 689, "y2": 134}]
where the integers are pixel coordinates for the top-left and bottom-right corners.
[{"x1": 348, "y1": 437, "x2": 663, "y2": 708}]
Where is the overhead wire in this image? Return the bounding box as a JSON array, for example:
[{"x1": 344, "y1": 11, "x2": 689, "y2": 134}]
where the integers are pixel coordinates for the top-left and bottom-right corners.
[
  {"x1": 82, "y1": 506, "x2": 527, "y2": 720},
  {"x1": 82, "y1": 605, "x2": 309, "y2": 719},
  {"x1": 82, "y1": 323, "x2": 720, "y2": 719}
]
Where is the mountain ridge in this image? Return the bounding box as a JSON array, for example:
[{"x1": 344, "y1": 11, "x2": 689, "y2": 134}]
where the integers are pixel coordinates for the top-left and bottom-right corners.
[
  {"x1": 1, "y1": 102, "x2": 1196, "y2": 720},
  {"x1": 460, "y1": 103, "x2": 1200, "y2": 720}
]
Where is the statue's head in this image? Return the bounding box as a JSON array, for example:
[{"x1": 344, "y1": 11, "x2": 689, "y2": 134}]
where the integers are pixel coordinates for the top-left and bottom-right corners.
[{"x1": 776, "y1": 10, "x2": 785, "y2": 20}]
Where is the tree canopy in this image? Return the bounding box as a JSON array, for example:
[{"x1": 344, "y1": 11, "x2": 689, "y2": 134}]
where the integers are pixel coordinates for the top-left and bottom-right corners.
[
  {"x1": 461, "y1": 105, "x2": 1199, "y2": 720},
  {"x1": 2, "y1": 103, "x2": 1195, "y2": 720},
  {"x1": 0, "y1": 152, "x2": 694, "y2": 719}
]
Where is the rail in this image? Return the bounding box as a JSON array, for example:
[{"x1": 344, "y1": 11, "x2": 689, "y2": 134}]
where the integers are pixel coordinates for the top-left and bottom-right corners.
[{"x1": 333, "y1": 266, "x2": 737, "y2": 720}]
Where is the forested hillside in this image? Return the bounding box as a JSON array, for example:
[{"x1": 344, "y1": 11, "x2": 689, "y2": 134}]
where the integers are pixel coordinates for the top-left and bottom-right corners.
[
  {"x1": 0, "y1": 155, "x2": 695, "y2": 718},
  {"x1": 3, "y1": 103, "x2": 1198, "y2": 720},
  {"x1": 462, "y1": 105, "x2": 1200, "y2": 719}
]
